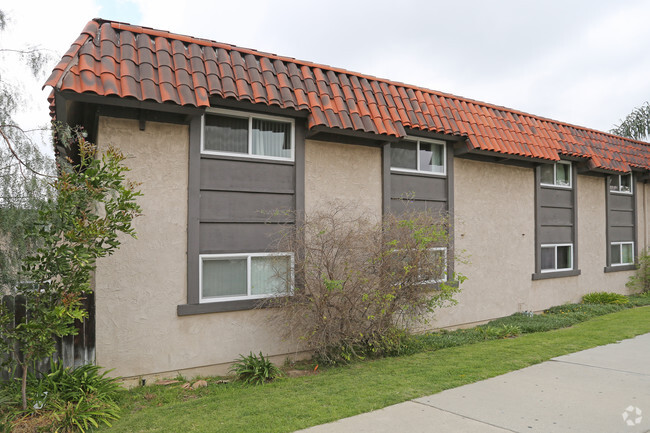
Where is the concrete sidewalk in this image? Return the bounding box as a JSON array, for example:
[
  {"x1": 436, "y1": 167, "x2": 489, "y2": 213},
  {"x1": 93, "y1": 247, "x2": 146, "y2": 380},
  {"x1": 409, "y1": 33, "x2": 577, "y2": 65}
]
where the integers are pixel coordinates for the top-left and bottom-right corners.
[{"x1": 295, "y1": 333, "x2": 650, "y2": 433}]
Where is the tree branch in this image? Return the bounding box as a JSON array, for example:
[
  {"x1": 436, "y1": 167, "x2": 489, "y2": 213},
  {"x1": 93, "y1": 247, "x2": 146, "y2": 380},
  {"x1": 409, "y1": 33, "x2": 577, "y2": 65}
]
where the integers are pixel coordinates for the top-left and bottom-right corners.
[{"x1": 0, "y1": 126, "x2": 55, "y2": 179}]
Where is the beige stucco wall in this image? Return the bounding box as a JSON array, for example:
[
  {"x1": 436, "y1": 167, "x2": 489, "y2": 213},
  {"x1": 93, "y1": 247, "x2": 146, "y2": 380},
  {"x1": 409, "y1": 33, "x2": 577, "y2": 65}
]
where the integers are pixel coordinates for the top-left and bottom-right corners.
[
  {"x1": 304, "y1": 139, "x2": 382, "y2": 220},
  {"x1": 94, "y1": 120, "x2": 647, "y2": 376},
  {"x1": 95, "y1": 117, "x2": 300, "y2": 379},
  {"x1": 435, "y1": 159, "x2": 637, "y2": 328}
]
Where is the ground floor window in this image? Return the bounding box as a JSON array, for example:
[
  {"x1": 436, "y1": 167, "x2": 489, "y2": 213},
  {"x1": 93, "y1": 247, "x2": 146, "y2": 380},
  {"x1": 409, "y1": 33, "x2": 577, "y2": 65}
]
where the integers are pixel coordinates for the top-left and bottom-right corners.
[
  {"x1": 540, "y1": 244, "x2": 573, "y2": 272},
  {"x1": 422, "y1": 247, "x2": 448, "y2": 283},
  {"x1": 610, "y1": 242, "x2": 634, "y2": 266},
  {"x1": 200, "y1": 253, "x2": 293, "y2": 303}
]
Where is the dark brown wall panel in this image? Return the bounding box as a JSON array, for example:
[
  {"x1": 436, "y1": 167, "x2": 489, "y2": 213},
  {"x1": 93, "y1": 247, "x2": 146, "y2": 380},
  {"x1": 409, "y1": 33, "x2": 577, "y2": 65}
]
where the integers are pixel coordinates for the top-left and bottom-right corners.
[
  {"x1": 610, "y1": 226, "x2": 635, "y2": 242},
  {"x1": 389, "y1": 199, "x2": 446, "y2": 215},
  {"x1": 390, "y1": 174, "x2": 447, "y2": 201},
  {"x1": 539, "y1": 226, "x2": 573, "y2": 244},
  {"x1": 200, "y1": 191, "x2": 294, "y2": 223},
  {"x1": 538, "y1": 188, "x2": 573, "y2": 208},
  {"x1": 200, "y1": 158, "x2": 295, "y2": 193},
  {"x1": 199, "y1": 223, "x2": 287, "y2": 254},
  {"x1": 609, "y1": 209, "x2": 635, "y2": 228},
  {"x1": 538, "y1": 207, "x2": 573, "y2": 227},
  {"x1": 609, "y1": 194, "x2": 634, "y2": 210},
  {"x1": 606, "y1": 181, "x2": 636, "y2": 251}
]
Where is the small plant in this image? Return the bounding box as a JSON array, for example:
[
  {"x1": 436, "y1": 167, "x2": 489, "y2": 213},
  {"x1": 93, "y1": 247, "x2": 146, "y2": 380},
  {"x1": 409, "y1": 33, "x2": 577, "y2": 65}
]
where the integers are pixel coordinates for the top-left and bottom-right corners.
[
  {"x1": 627, "y1": 249, "x2": 650, "y2": 293},
  {"x1": 1, "y1": 361, "x2": 122, "y2": 432},
  {"x1": 582, "y1": 292, "x2": 629, "y2": 305},
  {"x1": 476, "y1": 325, "x2": 521, "y2": 340},
  {"x1": 49, "y1": 394, "x2": 120, "y2": 432},
  {"x1": 230, "y1": 352, "x2": 282, "y2": 385}
]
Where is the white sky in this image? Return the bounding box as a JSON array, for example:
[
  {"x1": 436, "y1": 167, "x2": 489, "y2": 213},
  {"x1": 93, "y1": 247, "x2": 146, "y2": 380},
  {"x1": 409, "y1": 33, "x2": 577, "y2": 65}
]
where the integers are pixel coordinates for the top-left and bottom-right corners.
[{"x1": 2, "y1": 0, "x2": 650, "y2": 157}]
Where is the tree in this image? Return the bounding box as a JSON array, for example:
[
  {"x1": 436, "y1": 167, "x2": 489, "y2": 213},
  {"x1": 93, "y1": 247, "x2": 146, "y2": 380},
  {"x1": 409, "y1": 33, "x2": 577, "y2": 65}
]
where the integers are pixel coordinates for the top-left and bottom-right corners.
[
  {"x1": 0, "y1": 11, "x2": 142, "y2": 411},
  {"x1": 1, "y1": 124, "x2": 142, "y2": 410},
  {"x1": 610, "y1": 102, "x2": 650, "y2": 141},
  {"x1": 0, "y1": 9, "x2": 55, "y2": 294},
  {"x1": 268, "y1": 206, "x2": 464, "y2": 364}
]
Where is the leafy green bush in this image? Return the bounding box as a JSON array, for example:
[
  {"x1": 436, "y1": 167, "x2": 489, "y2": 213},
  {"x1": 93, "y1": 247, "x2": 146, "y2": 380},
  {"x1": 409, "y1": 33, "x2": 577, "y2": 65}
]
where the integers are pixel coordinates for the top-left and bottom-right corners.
[
  {"x1": 628, "y1": 293, "x2": 650, "y2": 307},
  {"x1": 1, "y1": 361, "x2": 122, "y2": 432},
  {"x1": 49, "y1": 394, "x2": 120, "y2": 432},
  {"x1": 230, "y1": 352, "x2": 282, "y2": 385},
  {"x1": 627, "y1": 249, "x2": 650, "y2": 293},
  {"x1": 582, "y1": 292, "x2": 629, "y2": 305}
]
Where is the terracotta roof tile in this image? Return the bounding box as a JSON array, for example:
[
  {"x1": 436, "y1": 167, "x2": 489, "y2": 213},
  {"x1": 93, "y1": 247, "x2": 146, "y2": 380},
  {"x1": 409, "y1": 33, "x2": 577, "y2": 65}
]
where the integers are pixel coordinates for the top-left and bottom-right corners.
[{"x1": 45, "y1": 18, "x2": 650, "y2": 173}]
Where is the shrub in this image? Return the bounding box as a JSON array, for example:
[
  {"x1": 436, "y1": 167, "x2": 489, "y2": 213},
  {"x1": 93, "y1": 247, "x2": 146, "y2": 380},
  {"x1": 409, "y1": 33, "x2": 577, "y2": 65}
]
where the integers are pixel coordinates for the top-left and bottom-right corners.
[
  {"x1": 268, "y1": 206, "x2": 464, "y2": 364},
  {"x1": 49, "y1": 395, "x2": 121, "y2": 433},
  {"x1": 627, "y1": 249, "x2": 650, "y2": 293},
  {"x1": 582, "y1": 292, "x2": 629, "y2": 305},
  {"x1": 230, "y1": 352, "x2": 282, "y2": 385},
  {"x1": 628, "y1": 293, "x2": 650, "y2": 307},
  {"x1": 2, "y1": 361, "x2": 122, "y2": 432}
]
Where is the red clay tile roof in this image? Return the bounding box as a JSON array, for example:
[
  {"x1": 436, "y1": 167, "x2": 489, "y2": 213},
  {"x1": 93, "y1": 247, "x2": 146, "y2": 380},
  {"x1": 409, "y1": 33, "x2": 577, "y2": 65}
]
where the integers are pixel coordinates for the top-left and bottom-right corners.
[{"x1": 45, "y1": 19, "x2": 650, "y2": 173}]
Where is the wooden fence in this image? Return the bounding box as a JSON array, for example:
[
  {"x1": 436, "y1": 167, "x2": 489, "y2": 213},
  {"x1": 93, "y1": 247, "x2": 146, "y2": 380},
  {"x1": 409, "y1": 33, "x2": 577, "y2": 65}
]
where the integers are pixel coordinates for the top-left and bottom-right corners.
[{"x1": 0, "y1": 293, "x2": 95, "y2": 381}]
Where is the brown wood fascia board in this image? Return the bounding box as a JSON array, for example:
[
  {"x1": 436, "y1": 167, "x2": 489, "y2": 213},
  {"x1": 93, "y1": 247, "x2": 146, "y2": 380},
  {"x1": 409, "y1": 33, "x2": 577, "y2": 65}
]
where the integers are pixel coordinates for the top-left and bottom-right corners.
[
  {"x1": 208, "y1": 97, "x2": 309, "y2": 119},
  {"x1": 57, "y1": 90, "x2": 206, "y2": 116},
  {"x1": 306, "y1": 125, "x2": 400, "y2": 145}
]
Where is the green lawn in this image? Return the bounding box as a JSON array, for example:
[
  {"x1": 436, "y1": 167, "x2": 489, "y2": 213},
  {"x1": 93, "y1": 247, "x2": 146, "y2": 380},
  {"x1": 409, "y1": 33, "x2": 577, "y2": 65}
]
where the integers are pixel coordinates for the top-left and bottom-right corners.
[{"x1": 104, "y1": 306, "x2": 650, "y2": 432}]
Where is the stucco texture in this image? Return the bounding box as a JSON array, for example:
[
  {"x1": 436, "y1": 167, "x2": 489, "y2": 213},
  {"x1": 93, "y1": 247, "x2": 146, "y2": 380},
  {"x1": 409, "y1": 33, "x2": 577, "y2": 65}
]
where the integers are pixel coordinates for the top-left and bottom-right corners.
[
  {"x1": 95, "y1": 117, "x2": 299, "y2": 379},
  {"x1": 304, "y1": 139, "x2": 382, "y2": 220},
  {"x1": 435, "y1": 159, "x2": 636, "y2": 328}
]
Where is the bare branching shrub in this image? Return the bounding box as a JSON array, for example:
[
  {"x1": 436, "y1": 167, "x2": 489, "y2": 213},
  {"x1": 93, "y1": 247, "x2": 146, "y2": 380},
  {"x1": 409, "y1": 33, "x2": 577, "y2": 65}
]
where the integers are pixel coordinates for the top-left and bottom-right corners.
[{"x1": 267, "y1": 205, "x2": 464, "y2": 364}]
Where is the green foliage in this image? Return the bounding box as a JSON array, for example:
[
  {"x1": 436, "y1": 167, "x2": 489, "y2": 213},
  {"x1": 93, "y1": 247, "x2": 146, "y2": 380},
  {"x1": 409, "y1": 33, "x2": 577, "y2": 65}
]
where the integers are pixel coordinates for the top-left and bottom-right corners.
[
  {"x1": 0, "y1": 8, "x2": 56, "y2": 294},
  {"x1": 0, "y1": 123, "x2": 141, "y2": 410},
  {"x1": 611, "y1": 101, "x2": 650, "y2": 141},
  {"x1": 39, "y1": 361, "x2": 122, "y2": 404},
  {"x1": 272, "y1": 207, "x2": 463, "y2": 365},
  {"x1": 582, "y1": 291, "x2": 629, "y2": 305},
  {"x1": 93, "y1": 308, "x2": 650, "y2": 433},
  {"x1": 49, "y1": 395, "x2": 121, "y2": 433},
  {"x1": 627, "y1": 249, "x2": 650, "y2": 293},
  {"x1": 230, "y1": 352, "x2": 283, "y2": 385},
  {"x1": 626, "y1": 293, "x2": 650, "y2": 307},
  {"x1": 1, "y1": 361, "x2": 122, "y2": 432}
]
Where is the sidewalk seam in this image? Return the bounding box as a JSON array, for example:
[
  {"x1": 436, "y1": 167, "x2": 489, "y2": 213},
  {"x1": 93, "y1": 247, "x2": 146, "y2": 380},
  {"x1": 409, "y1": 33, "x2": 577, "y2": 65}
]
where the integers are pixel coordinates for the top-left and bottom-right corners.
[
  {"x1": 411, "y1": 400, "x2": 519, "y2": 433},
  {"x1": 549, "y1": 359, "x2": 650, "y2": 377}
]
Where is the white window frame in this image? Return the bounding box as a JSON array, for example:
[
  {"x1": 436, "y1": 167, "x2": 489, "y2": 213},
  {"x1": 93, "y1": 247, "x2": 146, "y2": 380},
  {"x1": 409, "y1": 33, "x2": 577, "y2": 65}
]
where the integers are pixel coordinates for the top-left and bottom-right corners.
[
  {"x1": 390, "y1": 136, "x2": 447, "y2": 176},
  {"x1": 610, "y1": 241, "x2": 634, "y2": 266},
  {"x1": 540, "y1": 243, "x2": 573, "y2": 273},
  {"x1": 199, "y1": 252, "x2": 294, "y2": 303},
  {"x1": 540, "y1": 161, "x2": 572, "y2": 189},
  {"x1": 420, "y1": 247, "x2": 448, "y2": 284},
  {"x1": 609, "y1": 173, "x2": 633, "y2": 195},
  {"x1": 201, "y1": 107, "x2": 295, "y2": 162}
]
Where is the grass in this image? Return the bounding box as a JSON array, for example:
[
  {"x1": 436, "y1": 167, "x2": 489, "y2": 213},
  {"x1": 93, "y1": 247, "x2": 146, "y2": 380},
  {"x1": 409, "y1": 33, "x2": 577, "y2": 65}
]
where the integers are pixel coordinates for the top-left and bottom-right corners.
[{"x1": 102, "y1": 305, "x2": 650, "y2": 433}]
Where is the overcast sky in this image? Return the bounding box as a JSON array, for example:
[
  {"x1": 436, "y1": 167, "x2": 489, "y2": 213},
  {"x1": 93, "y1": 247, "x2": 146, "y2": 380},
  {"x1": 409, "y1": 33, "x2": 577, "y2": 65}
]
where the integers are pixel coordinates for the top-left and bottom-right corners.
[{"x1": 3, "y1": 0, "x2": 650, "y2": 156}]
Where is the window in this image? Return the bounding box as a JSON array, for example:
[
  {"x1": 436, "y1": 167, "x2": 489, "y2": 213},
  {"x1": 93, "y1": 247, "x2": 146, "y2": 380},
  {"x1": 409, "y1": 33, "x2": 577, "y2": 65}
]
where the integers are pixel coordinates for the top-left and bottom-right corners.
[
  {"x1": 610, "y1": 173, "x2": 633, "y2": 194},
  {"x1": 421, "y1": 247, "x2": 448, "y2": 283},
  {"x1": 200, "y1": 253, "x2": 293, "y2": 303},
  {"x1": 611, "y1": 242, "x2": 634, "y2": 266},
  {"x1": 540, "y1": 244, "x2": 573, "y2": 272},
  {"x1": 391, "y1": 137, "x2": 445, "y2": 175},
  {"x1": 392, "y1": 247, "x2": 448, "y2": 284},
  {"x1": 202, "y1": 109, "x2": 294, "y2": 161},
  {"x1": 540, "y1": 161, "x2": 571, "y2": 187}
]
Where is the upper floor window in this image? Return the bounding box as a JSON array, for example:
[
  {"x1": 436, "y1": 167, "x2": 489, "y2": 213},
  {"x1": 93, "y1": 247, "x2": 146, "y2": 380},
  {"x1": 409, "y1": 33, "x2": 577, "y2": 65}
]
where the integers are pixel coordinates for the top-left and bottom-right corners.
[
  {"x1": 610, "y1": 173, "x2": 633, "y2": 194},
  {"x1": 202, "y1": 109, "x2": 295, "y2": 161},
  {"x1": 540, "y1": 161, "x2": 571, "y2": 188},
  {"x1": 391, "y1": 137, "x2": 446, "y2": 175}
]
